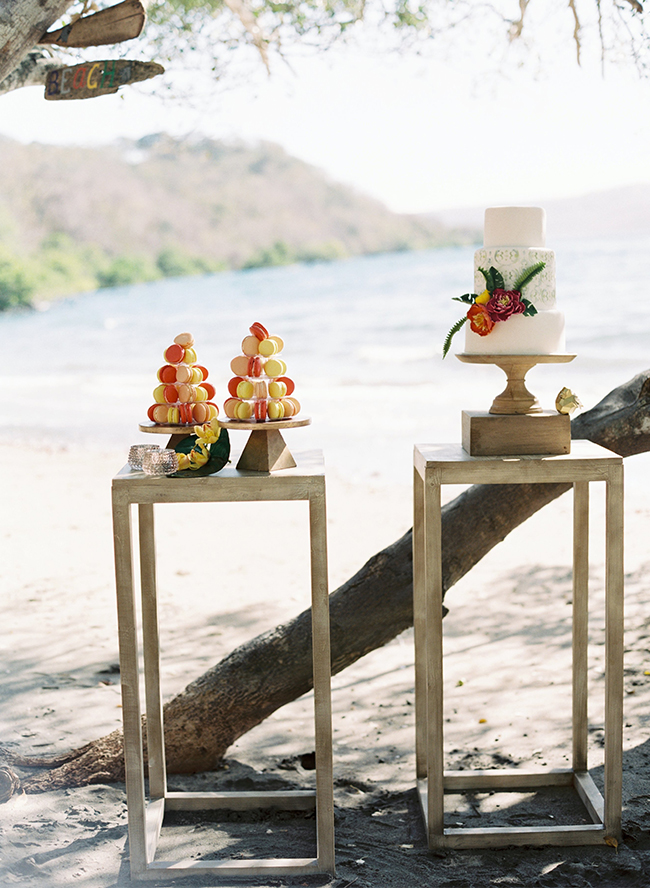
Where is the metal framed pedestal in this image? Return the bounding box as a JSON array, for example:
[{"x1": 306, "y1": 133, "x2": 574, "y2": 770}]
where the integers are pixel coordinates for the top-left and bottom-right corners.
[
  {"x1": 112, "y1": 450, "x2": 335, "y2": 879},
  {"x1": 412, "y1": 441, "x2": 624, "y2": 849}
]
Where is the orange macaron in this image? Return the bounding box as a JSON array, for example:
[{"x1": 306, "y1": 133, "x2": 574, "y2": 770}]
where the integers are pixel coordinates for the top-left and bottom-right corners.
[{"x1": 250, "y1": 322, "x2": 269, "y2": 341}]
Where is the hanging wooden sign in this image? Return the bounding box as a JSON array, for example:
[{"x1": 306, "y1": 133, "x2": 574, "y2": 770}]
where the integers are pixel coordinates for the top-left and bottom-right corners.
[
  {"x1": 39, "y1": 0, "x2": 146, "y2": 48},
  {"x1": 44, "y1": 59, "x2": 164, "y2": 100}
]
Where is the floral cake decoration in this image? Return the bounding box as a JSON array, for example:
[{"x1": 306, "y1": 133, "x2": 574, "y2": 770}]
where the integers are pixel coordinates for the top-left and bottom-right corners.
[{"x1": 442, "y1": 261, "x2": 546, "y2": 358}]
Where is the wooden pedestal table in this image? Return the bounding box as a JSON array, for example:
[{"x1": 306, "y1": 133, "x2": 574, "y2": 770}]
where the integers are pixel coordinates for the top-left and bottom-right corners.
[
  {"x1": 111, "y1": 450, "x2": 335, "y2": 879},
  {"x1": 412, "y1": 442, "x2": 624, "y2": 849}
]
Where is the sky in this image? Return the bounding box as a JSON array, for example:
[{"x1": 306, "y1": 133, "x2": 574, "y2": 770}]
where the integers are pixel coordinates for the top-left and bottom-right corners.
[{"x1": 1, "y1": 7, "x2": 650, "y2": 214}]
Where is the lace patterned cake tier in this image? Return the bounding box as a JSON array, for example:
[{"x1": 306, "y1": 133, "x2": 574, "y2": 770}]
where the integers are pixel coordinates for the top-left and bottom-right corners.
[{"x1": 474, "y1": 248, "x2": 556, "y2": 309}]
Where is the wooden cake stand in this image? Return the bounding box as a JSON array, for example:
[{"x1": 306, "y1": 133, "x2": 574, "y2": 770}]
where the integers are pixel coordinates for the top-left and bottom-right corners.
[
  {"x1": 218, "y1": 417, "x2": 311, "y2": 472},
  {"x1": 138, "y1": 421, "x2": 197, "y2": 449},
  {"x1": 456, "y1": 354, "x2": 576, "y2": 415},
  {"x1": 456, "y1": 354, "x2": 577, "y2": 456}
]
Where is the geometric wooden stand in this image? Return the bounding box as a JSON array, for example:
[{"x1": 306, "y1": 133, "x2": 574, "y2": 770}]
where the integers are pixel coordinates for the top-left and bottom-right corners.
[
  {"x1": 218, "y1": 417, "x2": 311, "y2": 473},
  {"x1": 462, "y1": 411, "x2": 571, "y2": 456},
  {"x1": 413, "y1": 442, "x2": 624, "y2": 848},
  {"x1": 111, "y1": 449, "x2": 335, "y2": 878}
]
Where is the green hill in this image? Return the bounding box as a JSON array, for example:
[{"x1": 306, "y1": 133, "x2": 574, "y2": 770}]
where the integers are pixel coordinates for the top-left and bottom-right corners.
[{"x1": 0, "y1": 133, "x2": 473, "y2": 309}]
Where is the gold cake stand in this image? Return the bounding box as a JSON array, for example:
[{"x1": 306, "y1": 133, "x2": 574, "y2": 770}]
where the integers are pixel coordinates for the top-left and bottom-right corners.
[{"x1": 456, "y1": 354, "x2": 576, "y2": 415}]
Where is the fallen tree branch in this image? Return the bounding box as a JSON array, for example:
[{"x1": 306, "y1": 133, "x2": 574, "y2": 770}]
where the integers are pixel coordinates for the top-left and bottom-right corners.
[{"x1": 3, "y1": 370, "x2": 649, "y2": 795}]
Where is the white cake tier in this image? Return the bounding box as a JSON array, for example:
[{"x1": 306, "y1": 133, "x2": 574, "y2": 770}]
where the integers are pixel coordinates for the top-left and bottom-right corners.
[
  {"x1": 474, "y1": 247, "x2": 556, "y2": 310},
  {"x1": 464, "y1": 310, "x2": 566, "y2": 355},
  {"x1": 484, "y1": 207, "x2": 546, "y2": 247}
]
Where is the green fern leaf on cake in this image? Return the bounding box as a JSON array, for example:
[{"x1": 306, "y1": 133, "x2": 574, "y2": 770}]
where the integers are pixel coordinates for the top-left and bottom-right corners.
[
  {"x1": 512, "y1": 261, "x2": 545, "y2": 293},
  {"x1": 442, "y1": 315, "x2": 468, "y2": 359}
]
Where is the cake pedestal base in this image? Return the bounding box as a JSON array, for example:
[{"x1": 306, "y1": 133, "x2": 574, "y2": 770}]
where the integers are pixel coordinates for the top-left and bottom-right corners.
[
  {"x1": 456, "y1": 354, "x2": 576, "y2": 415},
  {"x1": 462, "y1": 411, "x2": 571, "y2": 457},
  {"x1": 218, "y1": 417, "x2": 311, "y2": 472}
]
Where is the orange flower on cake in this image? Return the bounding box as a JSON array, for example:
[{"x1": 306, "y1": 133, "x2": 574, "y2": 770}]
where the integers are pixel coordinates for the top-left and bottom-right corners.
[{"x1": 467, "y1": 303, "x2": 495, "y2": 336}]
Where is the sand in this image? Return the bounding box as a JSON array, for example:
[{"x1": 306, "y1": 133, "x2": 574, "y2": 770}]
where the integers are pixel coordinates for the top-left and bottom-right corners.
[{"x1": 2, "y1": 439, "x2": 650, "y2": 888}]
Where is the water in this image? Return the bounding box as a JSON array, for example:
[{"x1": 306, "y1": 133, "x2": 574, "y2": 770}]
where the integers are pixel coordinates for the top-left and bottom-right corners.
[{"x1": 1, "y1": 238, "x2": 648, "y2": 485}]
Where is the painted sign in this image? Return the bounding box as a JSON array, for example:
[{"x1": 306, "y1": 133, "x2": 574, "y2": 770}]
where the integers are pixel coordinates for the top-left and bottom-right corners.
[
  {"x1": 39, "y1": 0, "x2": 146, "y2": 48},
  {"x1": 44, "y1": 59, "x2": 164, "y2": 100}
]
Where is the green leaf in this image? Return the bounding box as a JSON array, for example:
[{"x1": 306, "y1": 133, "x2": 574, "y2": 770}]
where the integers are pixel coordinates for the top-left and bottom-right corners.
[
  {"x1": 491, "y1": 266, "x2": 505, "y2": 290},
  {"x1": 478, "y1": 266, "x2": 494, "y2": 292},
  {"x1": 452, "y1": 293, "x2": 476, "y2": 304},
  {"x1": 172, "y1": 427, "x2": 231, "y2": 476},
  {"x1": 442, "y1": 315, "x2": 468, "y2": 359},
  {"x1": 512, "y1": 261, "x2": 545, "y2": 292},
  {"x1": 520, "y1": 298, "x2": 538, "y2": 317}
]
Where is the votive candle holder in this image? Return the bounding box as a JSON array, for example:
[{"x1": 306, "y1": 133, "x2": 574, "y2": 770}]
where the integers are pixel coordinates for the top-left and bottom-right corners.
[
  {"x1": 128, "y1": 444, "x2": 161, "y2": 470},
  {"x1": 142, "y1": 448, "x2": 179, "y2": 476}
]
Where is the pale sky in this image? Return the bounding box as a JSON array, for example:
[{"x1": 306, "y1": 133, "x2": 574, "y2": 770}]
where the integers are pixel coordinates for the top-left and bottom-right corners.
[{"x1": 1, "y1": 15, "x2": 650, "y2": 214}]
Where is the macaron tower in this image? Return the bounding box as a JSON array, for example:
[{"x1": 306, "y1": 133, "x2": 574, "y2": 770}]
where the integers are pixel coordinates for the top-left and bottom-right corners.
[
  {"x1": 224, "y1": 322, "x2": 300, "y2": 422},
  {"x1": 147, "y1": 333, "x2": 219, "y2": 425}
]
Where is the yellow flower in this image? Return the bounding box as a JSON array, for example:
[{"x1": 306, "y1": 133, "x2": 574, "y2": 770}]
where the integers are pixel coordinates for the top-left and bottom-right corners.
[
  {"x1": 176, "y1": 452, "x2": 192, "y2": 471},
  {"x1": 475, "y1": 289, "x2": 491, "y2": 305},
  {"x1": 193, "y1": 421, "x2": 220, "y2": 446},
  {"x1": 188, "y1": 446, "x2": 209, "y2": 469},
  {"x1": 177, "y1": 419, "x2": 221, "y2": 471}
]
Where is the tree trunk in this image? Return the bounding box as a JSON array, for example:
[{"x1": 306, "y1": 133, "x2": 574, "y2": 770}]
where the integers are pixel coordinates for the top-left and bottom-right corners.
[
  {"x1": 4, "y1": 370, "x2": 649, "y2": 795},
  {"x1": 0, "y1": 0, "x2": 72, "y2": 84}
]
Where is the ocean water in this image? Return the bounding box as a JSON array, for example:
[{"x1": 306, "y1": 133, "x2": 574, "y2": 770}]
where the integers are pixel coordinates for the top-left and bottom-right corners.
[{"x1": 0, "y1": 238, "x2": 648, "y2": 485}]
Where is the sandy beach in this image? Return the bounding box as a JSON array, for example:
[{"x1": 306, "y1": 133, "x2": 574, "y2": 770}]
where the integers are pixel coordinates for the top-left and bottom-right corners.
[{"x1": 1, "y1": 434, "x2": 650, "y2": 888}]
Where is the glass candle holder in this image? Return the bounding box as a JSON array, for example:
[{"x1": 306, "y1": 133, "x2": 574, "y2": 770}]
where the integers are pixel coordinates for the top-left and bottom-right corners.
[
  {"x1": 128, "y1": 444, "x2": 160, "y2": 470},
  {"x1": 142, "y1": 448, "x2": 179, "y2": 476}
]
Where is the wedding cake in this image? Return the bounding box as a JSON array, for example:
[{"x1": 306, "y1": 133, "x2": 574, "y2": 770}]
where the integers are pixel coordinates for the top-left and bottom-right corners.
[{"x1": 461, "y1": 207, "x2": 565, "y2": 356}]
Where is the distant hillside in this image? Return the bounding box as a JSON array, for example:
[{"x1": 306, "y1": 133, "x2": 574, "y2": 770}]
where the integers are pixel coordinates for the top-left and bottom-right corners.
[
  {"x1": 436, "y1": 184, "x2": 650, "y2": 241},
  {"x1": 0, "y1": 133, "x2": 472, "y2": 309}
]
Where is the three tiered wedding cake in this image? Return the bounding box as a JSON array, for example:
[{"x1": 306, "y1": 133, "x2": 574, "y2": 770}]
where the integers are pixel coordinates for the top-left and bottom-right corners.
[{"x1": 461, "y1": 206, "x2": 565, "y2": 356}]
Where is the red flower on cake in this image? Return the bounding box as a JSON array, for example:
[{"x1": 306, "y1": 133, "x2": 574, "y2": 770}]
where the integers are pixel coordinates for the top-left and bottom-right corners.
[
  {"x1": 486, "y1": 289, "x2": 526, "y2": 322},
  {"x1": 467, "y1": 303, "x2": 495, "y2": 336}
]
